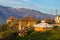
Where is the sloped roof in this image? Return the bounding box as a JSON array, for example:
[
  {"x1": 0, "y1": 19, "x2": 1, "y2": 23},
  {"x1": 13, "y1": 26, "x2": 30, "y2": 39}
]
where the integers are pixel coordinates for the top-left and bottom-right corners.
[
  {"x1": 7, "y1": 16, "x2": 18, "y2": 20},
  {"x1": 33, "y1": 23, "x2": 53, "y2": 28},
  {"x1": 22, "y1": 16, "x2": 38, "y2": 21}
]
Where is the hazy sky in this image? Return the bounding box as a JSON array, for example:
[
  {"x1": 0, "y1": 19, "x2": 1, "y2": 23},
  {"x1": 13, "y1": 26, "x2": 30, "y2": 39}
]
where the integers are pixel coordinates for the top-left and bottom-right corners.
[{"x1": 0, "y1": 0, "x2": 60, "y2": 15}]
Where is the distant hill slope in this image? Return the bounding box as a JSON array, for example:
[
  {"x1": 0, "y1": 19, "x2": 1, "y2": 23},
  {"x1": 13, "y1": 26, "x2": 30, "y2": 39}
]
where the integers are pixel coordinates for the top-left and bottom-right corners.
[{"x1": 0, "y1": 6, "x2": 55, "y2": 24}]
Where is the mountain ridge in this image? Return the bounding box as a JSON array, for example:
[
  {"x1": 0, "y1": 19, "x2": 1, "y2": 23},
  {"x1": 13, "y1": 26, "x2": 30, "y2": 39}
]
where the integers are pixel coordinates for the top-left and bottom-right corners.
[{"x1": 0, "y1": 6, "x2": 55, "y2": 24}]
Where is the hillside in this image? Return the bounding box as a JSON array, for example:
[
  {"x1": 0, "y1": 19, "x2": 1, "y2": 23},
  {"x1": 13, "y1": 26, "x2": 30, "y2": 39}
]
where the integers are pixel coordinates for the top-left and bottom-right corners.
[{"x1": 0, "y1": 6, "x2": 55, "y2": 24}]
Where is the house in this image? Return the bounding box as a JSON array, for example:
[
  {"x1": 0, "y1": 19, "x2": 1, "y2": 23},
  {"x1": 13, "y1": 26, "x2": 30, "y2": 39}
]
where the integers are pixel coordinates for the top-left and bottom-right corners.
[
  {"x1": 22, "y1": 17, "x2": 38, "y2": 28},
  {"x1": 6, "y1": 16, "x2": 18, "y2": 29},
  {"x1": 18, "y1": 19, "x2": 27, "y2": 30},
  {"x1": 7, "y1": 16, "x2": 18, "y2": 25},
  {"x1": 55, "y1": 16, "x2": 60, "y2": 24},
  {"x1": 18, "y1": 17, "x2": 38, "y2": 37},
  {"x1": 54, "y1": 16, "x2": 60, "y2": 26},
  {"x1": 33, "y1": 22, "x2": 53, "y2": 32}
]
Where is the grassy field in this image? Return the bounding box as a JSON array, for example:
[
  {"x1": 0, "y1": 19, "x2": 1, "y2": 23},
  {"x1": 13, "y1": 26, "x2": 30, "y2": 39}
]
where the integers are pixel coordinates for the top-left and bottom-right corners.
[{"x1": 14, "y1": 29, "x2": 60, "y2": 40}]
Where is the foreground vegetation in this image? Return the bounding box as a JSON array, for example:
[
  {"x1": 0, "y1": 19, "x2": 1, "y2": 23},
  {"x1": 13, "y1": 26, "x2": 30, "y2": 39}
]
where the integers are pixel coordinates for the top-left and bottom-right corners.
[
  {"x1": 0, "y1": 24, "x2": 60, "y2": 40},
  {"x1": 14, "y1": 30, "x2": 60, "y2": 40}
]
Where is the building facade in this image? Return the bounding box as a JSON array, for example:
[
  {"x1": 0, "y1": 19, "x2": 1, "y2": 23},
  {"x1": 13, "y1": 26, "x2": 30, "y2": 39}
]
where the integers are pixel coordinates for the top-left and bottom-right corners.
[
  {"x1": 33, "y1": 23, "x2": 53, "y2": 32},
  {"x1": 55, "y1": 16, "x2": 60, "y2": 24}
]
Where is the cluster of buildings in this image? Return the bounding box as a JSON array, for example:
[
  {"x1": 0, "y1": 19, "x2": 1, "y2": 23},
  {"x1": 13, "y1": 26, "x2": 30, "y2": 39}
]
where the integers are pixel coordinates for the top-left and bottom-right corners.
[
  {"x1": 6, "y1": 16, "x2": 60, "y2": 37},
  {"x1": 6, "y1": 16, "x2": 38, "y2": 37},
  {"x1": 6, "y1": 16, "x2": 38, "y2": 29}
]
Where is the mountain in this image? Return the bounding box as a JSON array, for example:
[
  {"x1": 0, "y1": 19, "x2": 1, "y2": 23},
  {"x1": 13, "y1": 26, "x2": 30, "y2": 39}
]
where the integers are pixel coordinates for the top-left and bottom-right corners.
[
  {"x1": 16, "y1": 8, "x2": 55, "y2": 19},
  {"x1": 0, "y1": 6, "x2": 55, "y2": 24}
]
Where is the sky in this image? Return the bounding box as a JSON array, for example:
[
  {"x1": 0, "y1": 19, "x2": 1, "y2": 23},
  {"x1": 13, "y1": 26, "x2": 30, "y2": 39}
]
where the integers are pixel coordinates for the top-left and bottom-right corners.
[{"x1": 0, "y1": 0, "x2": 60, "y2": 15}]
